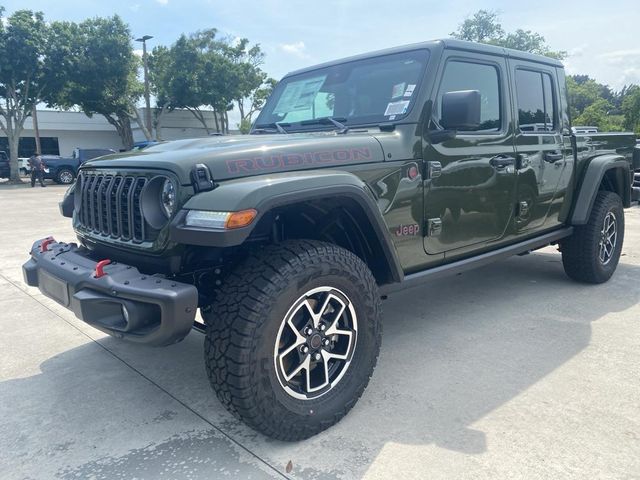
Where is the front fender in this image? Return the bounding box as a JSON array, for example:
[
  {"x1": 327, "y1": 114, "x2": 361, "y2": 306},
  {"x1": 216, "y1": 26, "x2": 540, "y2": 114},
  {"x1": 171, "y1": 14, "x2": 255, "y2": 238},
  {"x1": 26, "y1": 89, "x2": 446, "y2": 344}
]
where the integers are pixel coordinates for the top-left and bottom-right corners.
[
  {"x1": 170, "y1": 169, "x2": 403, "y2": 282},
  {"x1": 570, "y1": 154, "x2": 631, "y2": 225}
]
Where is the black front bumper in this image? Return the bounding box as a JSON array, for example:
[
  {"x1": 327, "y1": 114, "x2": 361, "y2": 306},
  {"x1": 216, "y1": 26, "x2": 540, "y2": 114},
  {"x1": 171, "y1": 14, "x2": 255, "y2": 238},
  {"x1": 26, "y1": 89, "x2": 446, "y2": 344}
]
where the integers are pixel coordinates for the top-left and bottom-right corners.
[{"x1": 22, "y1": 238, "x2": 198, "y2": 346}]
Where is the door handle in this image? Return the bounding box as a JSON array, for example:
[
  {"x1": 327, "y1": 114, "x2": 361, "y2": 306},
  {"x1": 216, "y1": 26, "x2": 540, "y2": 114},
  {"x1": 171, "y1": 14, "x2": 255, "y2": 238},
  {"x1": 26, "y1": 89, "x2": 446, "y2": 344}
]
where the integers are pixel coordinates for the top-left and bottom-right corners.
[
  {"x1": 544, "y1": 151, "x2": 564, "y2": 163},
  {"x1": 490, "y1": 155, "x2": 516, "y2": 169}
]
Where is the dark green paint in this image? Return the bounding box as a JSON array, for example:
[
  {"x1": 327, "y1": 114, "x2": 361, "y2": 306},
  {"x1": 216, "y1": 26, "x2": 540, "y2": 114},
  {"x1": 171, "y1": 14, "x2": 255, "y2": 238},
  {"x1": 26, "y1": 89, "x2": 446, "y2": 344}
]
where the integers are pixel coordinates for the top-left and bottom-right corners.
[{"x1": 74, "y1": 39, "x2": 635, "y2": 282}]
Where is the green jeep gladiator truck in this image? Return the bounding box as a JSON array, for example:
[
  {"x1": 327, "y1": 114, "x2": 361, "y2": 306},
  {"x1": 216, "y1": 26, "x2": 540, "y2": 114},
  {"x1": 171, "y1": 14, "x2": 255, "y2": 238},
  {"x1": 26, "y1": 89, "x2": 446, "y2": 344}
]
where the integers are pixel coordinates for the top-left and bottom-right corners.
[{"x1": 23, "y1": 39, "x2": 640, "y2": 440}]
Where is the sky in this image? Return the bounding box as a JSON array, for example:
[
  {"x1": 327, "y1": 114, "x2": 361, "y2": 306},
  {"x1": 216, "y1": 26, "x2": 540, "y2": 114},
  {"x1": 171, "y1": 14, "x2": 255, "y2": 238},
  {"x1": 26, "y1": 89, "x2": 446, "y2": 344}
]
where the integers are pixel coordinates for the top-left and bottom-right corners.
[{"x1": 3, "y1": 0, "x2": 639, "y2": 124}]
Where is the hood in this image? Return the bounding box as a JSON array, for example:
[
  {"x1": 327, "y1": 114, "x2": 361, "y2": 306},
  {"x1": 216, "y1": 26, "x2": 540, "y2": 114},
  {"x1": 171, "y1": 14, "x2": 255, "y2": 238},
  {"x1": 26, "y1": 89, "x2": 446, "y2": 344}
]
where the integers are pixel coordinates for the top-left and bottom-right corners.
[{"x1": 82, "y1": 132, "x2": 385, "y2": 185}]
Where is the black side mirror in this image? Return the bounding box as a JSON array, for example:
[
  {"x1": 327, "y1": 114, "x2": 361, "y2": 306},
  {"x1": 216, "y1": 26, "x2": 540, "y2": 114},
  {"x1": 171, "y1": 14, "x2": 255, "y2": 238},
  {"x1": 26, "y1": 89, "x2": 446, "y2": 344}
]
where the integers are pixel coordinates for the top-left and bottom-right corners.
[{"x1": 441, "y1": 90, "x2": 481, "y2": 131}]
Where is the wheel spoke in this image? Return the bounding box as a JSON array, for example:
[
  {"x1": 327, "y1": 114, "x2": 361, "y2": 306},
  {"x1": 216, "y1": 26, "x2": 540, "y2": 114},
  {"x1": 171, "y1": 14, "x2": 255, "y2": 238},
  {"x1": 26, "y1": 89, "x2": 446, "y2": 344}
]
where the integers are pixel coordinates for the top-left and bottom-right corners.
[
  {"x1": 283, "y1": 354, "x2": 310, "y2": 382},
  {"x1": 308, "y1": 354, "x2": 330, "y2": 392},
  {"x1": 278, "y1": 335, "x2": 306, "y2": 362}
]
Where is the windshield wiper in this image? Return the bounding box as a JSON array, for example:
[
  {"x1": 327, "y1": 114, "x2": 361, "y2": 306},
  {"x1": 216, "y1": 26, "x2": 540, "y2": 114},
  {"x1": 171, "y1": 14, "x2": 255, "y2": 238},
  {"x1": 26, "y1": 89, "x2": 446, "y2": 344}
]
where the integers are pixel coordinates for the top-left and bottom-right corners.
[
  {"x1": 300, "y1": 117, "x2": 349, "y2": 134},
  {"x1": 252, "y1": 122, "x2": 289, "y2": 134}
]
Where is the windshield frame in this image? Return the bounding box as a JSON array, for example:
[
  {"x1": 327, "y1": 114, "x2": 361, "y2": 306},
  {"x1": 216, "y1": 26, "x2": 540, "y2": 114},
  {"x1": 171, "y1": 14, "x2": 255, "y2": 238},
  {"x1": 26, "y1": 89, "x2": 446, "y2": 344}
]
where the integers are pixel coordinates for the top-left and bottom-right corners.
[{"x1": 253, "y1": 48, "x2": 430, "y2": 134}]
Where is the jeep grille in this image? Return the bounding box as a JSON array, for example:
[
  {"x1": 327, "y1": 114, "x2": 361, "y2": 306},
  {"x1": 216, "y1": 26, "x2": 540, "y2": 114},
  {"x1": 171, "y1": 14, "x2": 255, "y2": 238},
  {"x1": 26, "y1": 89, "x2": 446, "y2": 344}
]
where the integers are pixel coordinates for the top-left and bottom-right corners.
[{"x1": 76, "y1": 172, "x2": 157, "y2": 244}]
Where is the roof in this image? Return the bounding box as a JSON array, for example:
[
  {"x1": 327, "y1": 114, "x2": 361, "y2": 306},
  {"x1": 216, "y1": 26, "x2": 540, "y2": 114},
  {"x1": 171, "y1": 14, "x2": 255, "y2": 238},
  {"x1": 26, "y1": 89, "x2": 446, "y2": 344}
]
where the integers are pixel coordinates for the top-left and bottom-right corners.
[{"x1": 287, "y1": 38, "x2": 563, "y2": 77}]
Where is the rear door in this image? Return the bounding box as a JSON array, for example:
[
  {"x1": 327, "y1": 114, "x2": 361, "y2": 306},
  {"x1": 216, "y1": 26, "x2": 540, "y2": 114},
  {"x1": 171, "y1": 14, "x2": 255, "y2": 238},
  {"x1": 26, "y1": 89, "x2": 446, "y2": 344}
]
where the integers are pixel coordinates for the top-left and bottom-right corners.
[
  {"x1": 509, "y1": 61, "x2": 570, "y2": 231},
  {"x1": 423, "y1": 52, "x2": 517, "y2": 255}
]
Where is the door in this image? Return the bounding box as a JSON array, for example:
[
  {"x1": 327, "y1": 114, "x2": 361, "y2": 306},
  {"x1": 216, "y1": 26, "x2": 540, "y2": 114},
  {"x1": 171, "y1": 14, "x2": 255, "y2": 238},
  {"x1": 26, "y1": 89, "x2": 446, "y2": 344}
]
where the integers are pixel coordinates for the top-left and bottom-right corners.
[
  {"x1": 509, "y1": 62, "x2": 569, "y2": 231},
  {"x1": 423, "y1": 53, "x2": 517, "y2": 255}
]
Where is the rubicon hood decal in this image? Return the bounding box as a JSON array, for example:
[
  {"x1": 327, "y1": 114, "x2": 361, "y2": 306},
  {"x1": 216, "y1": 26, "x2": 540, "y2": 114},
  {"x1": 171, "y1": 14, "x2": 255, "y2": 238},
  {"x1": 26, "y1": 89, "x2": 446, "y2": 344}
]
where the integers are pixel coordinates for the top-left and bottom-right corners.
[
  {"x1": 226, "y1": 148, "x2": 374, "y2": 174},
  {"x1": 82, "y1": 132, "x2": 384, "y2": 184}
]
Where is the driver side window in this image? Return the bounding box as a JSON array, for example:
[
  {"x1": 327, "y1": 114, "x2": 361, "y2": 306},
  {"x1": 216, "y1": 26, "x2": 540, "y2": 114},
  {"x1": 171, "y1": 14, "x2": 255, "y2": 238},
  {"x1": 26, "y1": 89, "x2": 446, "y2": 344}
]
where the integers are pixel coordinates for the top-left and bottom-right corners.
[{"x1": 436, "y1": 60, "x2": 502, "y2": 132}]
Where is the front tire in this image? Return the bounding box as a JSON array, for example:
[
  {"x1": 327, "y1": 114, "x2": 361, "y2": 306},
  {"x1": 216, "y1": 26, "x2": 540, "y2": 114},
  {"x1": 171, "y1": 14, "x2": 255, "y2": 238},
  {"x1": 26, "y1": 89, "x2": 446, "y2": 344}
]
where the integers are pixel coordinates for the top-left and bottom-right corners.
[
  {"x1": 561, "y1": 191, "x2": 624, "y2": 283},
  {"x1": 203, "y1": 240, "x2": 382, "y2": 440}
]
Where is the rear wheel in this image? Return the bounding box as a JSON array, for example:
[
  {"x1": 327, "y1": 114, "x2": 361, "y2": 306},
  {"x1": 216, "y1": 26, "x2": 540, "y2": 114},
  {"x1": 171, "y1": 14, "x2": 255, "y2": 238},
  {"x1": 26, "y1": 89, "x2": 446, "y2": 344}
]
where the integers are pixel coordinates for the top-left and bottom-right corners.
[
  {"x1": 561, "y1": 191, "x2": 624, "y2": 283},
  {"x1": 56, "y1": 168, "x2": 75, "y2": 185},
  {"x1": 203, "y1": 240, "x2": 382, "y2": 440}
]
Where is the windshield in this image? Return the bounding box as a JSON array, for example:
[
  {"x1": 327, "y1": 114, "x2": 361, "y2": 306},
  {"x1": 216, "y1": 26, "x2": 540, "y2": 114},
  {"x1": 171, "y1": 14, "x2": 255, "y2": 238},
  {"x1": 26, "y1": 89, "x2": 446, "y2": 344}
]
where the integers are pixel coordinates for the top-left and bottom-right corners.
[{"x1": 254, "y1": 49, "x2": 429, "y2": 132}]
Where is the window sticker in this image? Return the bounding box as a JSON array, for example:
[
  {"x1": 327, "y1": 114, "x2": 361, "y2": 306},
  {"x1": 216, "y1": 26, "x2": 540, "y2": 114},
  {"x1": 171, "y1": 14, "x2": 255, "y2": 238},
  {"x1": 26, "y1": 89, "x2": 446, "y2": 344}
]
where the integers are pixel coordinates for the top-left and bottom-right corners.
[
  {"x1": 404, "y1": 84, "x2": 416, "y2": 97},
  {"x1": 273, "y1": 75, "x2": 327, "y2": 114},
  {"x1": 391, "y1": 82, "x2": 406, "y2": 99},
  {"x1": 388, "y1": 115, "x2": 397, "y2": 120},
  {"x1": 384, "y1": 100, "x2": 410, "y2": 116}
]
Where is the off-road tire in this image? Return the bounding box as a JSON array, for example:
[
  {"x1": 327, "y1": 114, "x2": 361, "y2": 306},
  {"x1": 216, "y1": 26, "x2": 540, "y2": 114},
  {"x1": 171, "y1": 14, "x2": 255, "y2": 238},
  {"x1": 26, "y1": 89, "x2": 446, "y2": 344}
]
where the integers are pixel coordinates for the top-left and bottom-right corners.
[
  {"x1": 202, "y1": 240, "x2": 382, "y2": 441},
  {"x1": 561, "y1": 191, "x2": 624, "y2": 283}
]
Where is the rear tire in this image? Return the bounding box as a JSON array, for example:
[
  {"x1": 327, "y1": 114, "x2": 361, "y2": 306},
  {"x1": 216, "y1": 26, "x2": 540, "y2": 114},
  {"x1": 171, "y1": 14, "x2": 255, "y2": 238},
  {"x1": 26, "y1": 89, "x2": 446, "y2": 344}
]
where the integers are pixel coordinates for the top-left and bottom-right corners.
[
  {"x1": 203, "y1": 240, "x2": 382, "y2": 441},
  {"x1": 561, "y1": 191, "x2": 624, "y2": 284},
  {"x1": 56, "y1": 168, "x2": 75, "y2": 185}
]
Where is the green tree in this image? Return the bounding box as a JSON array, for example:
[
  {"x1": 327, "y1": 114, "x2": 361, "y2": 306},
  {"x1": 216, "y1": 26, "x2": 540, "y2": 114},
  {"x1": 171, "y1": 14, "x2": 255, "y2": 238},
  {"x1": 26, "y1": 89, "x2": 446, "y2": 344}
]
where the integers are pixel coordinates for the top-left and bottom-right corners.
[
  {"x1": 451, "y1": 10, "x2": 566, "y2": 60},
  {"x1": 237, "y1": 77, "x2": 277, "y2": 133},
  {"x1": 450, "y1": 10, "x2": 504, "y2": 43},
  {"x1": 153, "y1": 30, "x2": 270, "y2": 135},
  {"x1": 573, "y1": 98, "x2": 624, "y2": 131},
  {"x1": 621, "y1": 85, "x2": 640, "y2": 133},
  {"x1": 0, "y1": 8, "x2": 51, "y2": 182},
  {"x1": 48, "y1": 15, "x2": 140, "y2": 150}
]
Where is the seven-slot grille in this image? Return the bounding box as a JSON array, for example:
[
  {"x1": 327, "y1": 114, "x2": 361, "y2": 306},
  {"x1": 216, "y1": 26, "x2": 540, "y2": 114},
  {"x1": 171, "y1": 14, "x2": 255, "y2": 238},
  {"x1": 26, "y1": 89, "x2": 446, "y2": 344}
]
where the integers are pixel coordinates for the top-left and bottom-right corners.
[
  {"x1": 77, "y1": 172, "x2": 155, "y2": 243},
  {"x1": 633, "y1": 169, "x2": 640, "y2": 190}
]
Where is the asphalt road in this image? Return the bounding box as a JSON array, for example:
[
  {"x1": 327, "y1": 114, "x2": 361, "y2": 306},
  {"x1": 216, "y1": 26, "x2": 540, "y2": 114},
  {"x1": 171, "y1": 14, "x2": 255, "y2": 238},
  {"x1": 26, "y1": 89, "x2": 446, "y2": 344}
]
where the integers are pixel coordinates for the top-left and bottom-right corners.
[{"x1": 1, "y1": 183, "x2": 639, "y2": 479}]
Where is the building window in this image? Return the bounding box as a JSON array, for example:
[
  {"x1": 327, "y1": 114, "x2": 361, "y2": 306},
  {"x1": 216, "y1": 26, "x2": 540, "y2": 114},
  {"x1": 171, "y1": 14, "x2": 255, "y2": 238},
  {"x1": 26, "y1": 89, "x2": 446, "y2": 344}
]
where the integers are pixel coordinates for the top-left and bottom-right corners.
[{"x1": 0, "y1": 137, "x2": 60, "y2": 157}]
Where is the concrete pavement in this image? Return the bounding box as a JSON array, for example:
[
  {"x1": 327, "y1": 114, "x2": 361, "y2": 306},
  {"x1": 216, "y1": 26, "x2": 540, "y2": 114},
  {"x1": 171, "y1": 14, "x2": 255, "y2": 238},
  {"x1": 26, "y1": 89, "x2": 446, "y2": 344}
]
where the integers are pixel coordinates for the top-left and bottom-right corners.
[{"x1": 1, "y1": 183, "x2": 639, "y2": 479}]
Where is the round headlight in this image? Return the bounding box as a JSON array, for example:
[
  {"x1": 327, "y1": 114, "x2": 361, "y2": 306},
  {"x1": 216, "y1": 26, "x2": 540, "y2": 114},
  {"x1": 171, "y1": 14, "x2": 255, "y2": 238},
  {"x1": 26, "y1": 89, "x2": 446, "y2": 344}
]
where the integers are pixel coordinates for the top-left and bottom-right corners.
[{"x1": 161, "y1": 178, "x2": 176, "y2": 217}]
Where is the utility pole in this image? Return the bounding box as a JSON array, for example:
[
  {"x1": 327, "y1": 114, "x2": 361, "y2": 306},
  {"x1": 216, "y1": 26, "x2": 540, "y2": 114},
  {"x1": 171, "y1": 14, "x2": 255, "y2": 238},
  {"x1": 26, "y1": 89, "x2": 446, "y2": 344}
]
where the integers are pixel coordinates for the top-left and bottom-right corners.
[
  {"x1": 135, "y1": 35, "x2": 154, "y2": 138},
  {"x1": 32, "y1": 106, "x2": 41, "y2": 155}
]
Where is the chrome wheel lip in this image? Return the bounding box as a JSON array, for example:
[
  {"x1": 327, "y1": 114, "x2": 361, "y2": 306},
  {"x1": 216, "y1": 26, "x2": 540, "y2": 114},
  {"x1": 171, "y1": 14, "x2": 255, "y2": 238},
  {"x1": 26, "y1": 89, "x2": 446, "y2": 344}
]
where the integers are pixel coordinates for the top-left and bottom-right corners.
[
  {"x1": 59, "y1": 171, "x2": 74, "y2": 184},
  {"x1": 273, "y1": 286, "x2": 358, "y2": 401},
  {"x1": 599, "y1": 211, "x2": 617, "y2": 265}
]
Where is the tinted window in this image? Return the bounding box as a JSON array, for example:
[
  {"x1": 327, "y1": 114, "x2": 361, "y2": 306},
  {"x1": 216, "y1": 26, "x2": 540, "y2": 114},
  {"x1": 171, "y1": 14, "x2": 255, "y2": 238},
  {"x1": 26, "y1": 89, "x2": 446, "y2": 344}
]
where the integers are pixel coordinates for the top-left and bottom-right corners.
[
  {"x1": 516, "y1": 70, "x2": 556, "y2": 132},
  {"x1": 0, "y1": 137, "x2": 60, "y2": 156},
  {"x1": 436, "y1": 61, "x2": 501, "y2": 132}
]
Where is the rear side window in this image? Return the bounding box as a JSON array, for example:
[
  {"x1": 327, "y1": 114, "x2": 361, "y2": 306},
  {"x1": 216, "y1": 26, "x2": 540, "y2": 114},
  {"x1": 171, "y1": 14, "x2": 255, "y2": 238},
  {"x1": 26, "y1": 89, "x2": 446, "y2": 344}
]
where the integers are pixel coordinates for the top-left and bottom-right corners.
[
  {"x1": 515, "y1": 69, "x2": 557, "y2": 132},
  {"x1": 436, "y1": 61, "x2": 502, "y2": 132}
]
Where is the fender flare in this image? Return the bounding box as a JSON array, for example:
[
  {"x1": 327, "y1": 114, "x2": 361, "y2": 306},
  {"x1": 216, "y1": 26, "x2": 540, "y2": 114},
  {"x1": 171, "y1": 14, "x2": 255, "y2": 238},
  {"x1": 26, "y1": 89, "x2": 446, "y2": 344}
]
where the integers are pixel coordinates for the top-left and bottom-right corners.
[
  {"x1": 570, "y1": 154, "x2": 631, "y2": 225},
  {"x1": 170, "y1": 170, "x2": 403, "y2": 283}
]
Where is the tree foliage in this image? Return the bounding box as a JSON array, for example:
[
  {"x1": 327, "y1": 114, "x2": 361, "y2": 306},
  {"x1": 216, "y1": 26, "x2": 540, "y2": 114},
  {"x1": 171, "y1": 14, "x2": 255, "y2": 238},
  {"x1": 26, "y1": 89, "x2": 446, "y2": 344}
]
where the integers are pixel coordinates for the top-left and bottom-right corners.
[
  {"x1": 0, "y1": 8, "x2": 55, "y2": 181},
  {"x1": 46, "y1": 15, "x2": 140, "y2": 149},
  {"x1": 147, "y1": 30, "x2": 270, "y2": 134},
  {"x1": 451, "y1": 9, "x2": 566, "y2": 60}
]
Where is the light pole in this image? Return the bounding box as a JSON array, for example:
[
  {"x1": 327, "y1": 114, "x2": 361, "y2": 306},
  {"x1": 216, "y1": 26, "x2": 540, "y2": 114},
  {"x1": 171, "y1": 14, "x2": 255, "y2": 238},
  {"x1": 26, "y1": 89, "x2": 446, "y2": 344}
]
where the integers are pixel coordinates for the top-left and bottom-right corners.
[{"x1": 135, "y1": 35, "x2": 154, "y2": 138}]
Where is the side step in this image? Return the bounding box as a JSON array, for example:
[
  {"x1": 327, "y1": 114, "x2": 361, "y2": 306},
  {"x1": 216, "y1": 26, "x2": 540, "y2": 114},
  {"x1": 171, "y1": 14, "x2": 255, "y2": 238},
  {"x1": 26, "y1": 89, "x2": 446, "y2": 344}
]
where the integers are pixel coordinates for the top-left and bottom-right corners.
[{"x1": 381, "y1": 228, "x2": 573, "y2": 296}]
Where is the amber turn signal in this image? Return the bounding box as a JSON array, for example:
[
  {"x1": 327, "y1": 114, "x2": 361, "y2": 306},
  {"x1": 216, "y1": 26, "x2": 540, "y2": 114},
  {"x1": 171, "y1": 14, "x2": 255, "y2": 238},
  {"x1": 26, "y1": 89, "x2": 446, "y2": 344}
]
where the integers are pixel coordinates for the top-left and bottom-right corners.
[{"x1": 225, "y1": 209, "x2": 258, "y2": 229}]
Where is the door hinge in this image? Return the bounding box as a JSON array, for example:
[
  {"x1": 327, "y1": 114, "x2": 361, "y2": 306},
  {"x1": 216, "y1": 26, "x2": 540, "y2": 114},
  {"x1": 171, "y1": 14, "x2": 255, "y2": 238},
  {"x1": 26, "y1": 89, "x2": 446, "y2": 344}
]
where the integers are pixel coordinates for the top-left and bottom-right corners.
[
  {"x1": 427, "y1": 161, "x2": 442, "y2": 179},
  {"x1": 426, "y1": 218, "x2": 443, "y2": 237}
]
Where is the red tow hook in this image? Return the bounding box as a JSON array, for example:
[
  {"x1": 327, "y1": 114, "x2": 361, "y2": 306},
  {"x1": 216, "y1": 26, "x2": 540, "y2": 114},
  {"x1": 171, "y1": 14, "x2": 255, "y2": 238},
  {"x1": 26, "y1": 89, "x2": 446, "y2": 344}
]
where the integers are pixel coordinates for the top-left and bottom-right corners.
[
  {"x1": 94, "y1": 259, "x2": 112, "y2": 278},
  {"x1": 40, "y1": 237, "x2": 55, "y2": 253}
]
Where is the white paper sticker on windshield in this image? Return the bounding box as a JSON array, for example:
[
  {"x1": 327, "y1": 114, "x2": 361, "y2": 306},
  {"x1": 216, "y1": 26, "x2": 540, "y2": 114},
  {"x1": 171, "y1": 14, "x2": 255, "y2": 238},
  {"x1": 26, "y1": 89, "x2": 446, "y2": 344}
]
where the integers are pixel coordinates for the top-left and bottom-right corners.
[
  {"x1": 391, "y1": 82, "x2": 406, "y2": 99},
  {"x1": 384, "y1": 100, "x2": 410, "y2": 116},
  {"x1": 404, "y1": 84, "x2": 416, "y2": 97},
  {"x1": 273, "y1": 75, "x2": 326, "y2": 114}
]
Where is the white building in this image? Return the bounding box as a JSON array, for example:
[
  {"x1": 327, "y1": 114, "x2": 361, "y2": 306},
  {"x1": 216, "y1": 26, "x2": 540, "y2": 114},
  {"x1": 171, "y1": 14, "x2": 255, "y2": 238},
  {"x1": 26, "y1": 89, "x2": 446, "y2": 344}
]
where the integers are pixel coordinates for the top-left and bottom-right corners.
[{"x1": 0, "y1": 108, "x2": 226, "y2": 158}]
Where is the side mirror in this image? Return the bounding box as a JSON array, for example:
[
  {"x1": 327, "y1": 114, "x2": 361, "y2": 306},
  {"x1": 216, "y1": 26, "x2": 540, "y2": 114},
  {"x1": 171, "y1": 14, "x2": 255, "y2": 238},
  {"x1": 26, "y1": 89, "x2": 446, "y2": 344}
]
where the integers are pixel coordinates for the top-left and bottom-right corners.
[{"x1": 440, "y1": 90, "x2": 481, "y2": 131}]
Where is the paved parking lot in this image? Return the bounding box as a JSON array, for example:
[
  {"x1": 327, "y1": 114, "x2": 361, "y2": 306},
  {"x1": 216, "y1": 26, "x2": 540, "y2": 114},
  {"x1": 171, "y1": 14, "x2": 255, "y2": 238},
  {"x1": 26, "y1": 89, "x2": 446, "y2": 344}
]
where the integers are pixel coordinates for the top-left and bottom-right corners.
[{"x1": 1, "y1": 183, "x2": 639, "y2": 479}]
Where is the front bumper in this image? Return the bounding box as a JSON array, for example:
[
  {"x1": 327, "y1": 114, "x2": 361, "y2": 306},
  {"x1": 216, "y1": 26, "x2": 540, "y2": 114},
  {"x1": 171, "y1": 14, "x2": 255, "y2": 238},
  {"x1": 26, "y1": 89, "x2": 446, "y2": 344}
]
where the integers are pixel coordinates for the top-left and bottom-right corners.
[{"x1": 22, "y1": 238, "x2": 198, "y2": 346}]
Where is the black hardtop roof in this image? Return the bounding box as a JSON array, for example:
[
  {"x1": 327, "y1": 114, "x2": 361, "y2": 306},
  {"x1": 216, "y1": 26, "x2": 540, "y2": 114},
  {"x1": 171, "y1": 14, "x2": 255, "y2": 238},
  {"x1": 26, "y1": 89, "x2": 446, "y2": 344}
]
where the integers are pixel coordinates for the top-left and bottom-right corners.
[{"x1": 287, "y1": 38, "x2": 563, "y2": 77}]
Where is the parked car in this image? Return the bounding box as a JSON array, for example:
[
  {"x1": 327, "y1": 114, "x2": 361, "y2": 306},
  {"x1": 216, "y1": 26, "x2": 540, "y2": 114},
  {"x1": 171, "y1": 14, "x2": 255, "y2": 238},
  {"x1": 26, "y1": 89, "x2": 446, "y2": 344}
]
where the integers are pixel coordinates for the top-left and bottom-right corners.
[
  {"x1": 23, "y1": 39, "x2": 639, "y2": 441},
  {"x1": 131, "y1": 140, "x2": 160, "y2": 150},
  {"x1": 0, "y1": 151, "x2": 9, "y2": 179},
  {"x1": 573, "y1": 125, "x2": 599, "y2": 134},
  {"x1": 40, "y1": 148, "x2": 116, "y2": 184}
]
